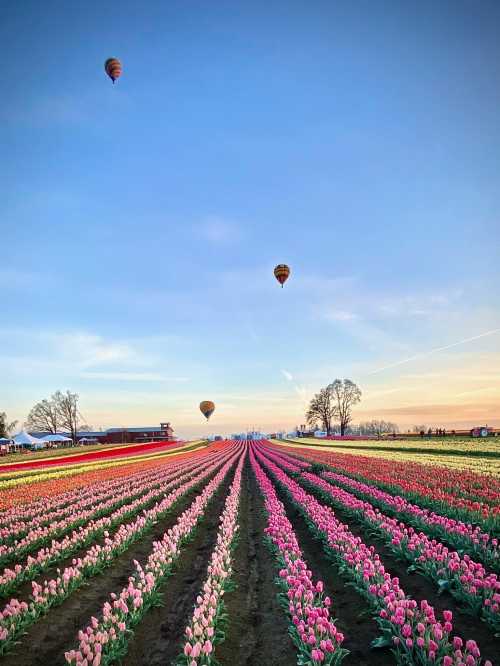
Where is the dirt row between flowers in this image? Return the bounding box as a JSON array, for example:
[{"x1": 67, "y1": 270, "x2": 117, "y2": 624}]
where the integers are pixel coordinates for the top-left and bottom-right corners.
[
  {"x1": 0, "y1": 466, "x2": 206, "y2": 604},
  {"x1": 53, "y1": 455, "x2": 299, "y2": 666},
  {"x1": 0, "y1": 464, "x2": 226, "y2": 666},
  {"x1": 120, "y1": 455, "x2": 297, "y2": 666},
  {"x1": 215, "y1": 456, "x2": 297, "y2": 666},
  {"x1": 261, "y1": 446, "x2": 500, "y2": 664},
  {"x1": 118, "y1": 465, "x2": 236, "y2": 666},
  {"x1": 304, "y1": 477, "x2": 500, "y2": 665},
  {"x1": 269, "y1": 471, "x2": 391, "y2": 666}
]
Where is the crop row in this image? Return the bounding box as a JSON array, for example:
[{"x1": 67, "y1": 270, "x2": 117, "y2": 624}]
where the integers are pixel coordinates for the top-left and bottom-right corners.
[
  {"x1": 0, "y1": 443, "x2": 227, "y2": 531},
  {"x1": 267, "y1": 442, "x2": 500, "y2": 575},
  {"x1": 318, "y1": 469, "x2": 499, "y2": 572},
  {"x1": 0, "y1": 445, "x2": 236, "y2": 656},
  {"x1": 0, "y1": 448, "x2": 227, "y2": 570},
  {"x1": 0, "y1": 457, "x2": 195, "y2": 549},
  {"x1": 249, "y1": 445, "x2": 346, "y2": 665},
  {"x1": 64, "y1": 445, "x2": 244, "y2": 666},
  {"x1": 179, "y1": 449, "x2": 245, "y2": 664},
  {"x1": 0, "y1": 454, "x2": 220, "y2": 598},
  {"x1": 271, "y1": 442, "x2": 500, "y2": 531},
  {"x1": 299, "y1": 470, "x2": 500, "y2": 635},
  {"x1": 255, "y1": 443, "x2": 490, "y2": 666}
]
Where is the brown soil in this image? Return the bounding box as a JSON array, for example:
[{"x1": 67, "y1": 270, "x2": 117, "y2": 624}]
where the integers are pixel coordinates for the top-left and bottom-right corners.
[
  {"x1": 121, "y1": 468, "x2": 235, "y2": 666},
  {"x1": 1, "y1": 473, "x2": 217, "y2": 666},
  {"x1": 3, "y1": 447, "x2": 498, "y2": 666},
  {"x1": 301, "y1": 474, "x2": 500, "y2": 665},
  {"x1": 0, "y1": 474, "x2": 196, "y2": 603},
  {"x1": 122, "y1": 455, "x2": 297, "y2": 666},
  {"x1": 273, "y1": 477, "x2": 392, "y2": 665},
  {"x1": 216, "y1": 457, "x2": 297, "y2": 666}
]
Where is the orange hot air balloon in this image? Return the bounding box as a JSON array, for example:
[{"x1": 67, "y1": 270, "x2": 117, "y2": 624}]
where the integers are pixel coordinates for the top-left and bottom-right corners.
[
  {"x1": 274, "y1": 264, "x2": 290, "y2": 288},
  {"x1": 105, "y1": 57, "x2": 122, "y2": 83},
  {"x1": 199, "y1": 400, "x2": 215, "y2": 421}
]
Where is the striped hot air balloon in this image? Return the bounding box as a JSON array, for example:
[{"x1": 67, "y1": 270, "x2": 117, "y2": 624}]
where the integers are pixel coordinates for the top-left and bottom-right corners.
[
  {"x1": 105, "y1": 57, "x2": 122, "y2": 83},
  {"x1": 274, "y1": 264, "x2": 290, "y2": 288},
  {"x1": 199, "y1": 400, "x2": 215, "y2": 421}
]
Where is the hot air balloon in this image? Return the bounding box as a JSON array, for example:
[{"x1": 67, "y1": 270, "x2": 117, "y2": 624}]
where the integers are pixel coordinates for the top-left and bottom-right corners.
[
  {"x1": 105, "y1": 57, "x2": 122, "y2": 83},
  {"x1": 274, "y1": 264, "x2": 290, "y2": 288},
  {"x1": 199, "y1": 400, "x2": 215, "y2": 421}
]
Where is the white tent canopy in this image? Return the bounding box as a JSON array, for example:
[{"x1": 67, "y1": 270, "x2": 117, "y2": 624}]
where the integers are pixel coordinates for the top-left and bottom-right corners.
[
  {"x1": 41, "y1": 434, "x2": 72, "y2": 443},
  {"x1": 13, "y1": 431, "x2": 46, "y2": 446}
]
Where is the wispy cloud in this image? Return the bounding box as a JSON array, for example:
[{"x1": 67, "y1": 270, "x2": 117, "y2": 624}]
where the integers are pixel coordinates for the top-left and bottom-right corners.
[
  {"x1": 0, "y1": 329, "x2": 159, "y2": 379},
  {"x1": 281, "y1": 369, "x2": 293, "y2": 381},
  {"x1": 323, "y1": 309, "x2": 358, "y2": 322},
  {"x1": 58, "y1": 333, "x2": 136, "y2": 368},
  {"x1": 368, "y1": 328, "x2": 500, "y2": 375},
  {"x1": 197, "y1": 215, "x2": 243, "y2": 245}
]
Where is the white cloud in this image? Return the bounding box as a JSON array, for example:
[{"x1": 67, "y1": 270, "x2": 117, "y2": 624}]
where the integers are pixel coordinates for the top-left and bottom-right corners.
[
  {"x1": 58, "y1": 333, "x2": 135, "y2": 368},
  {"x1": 281, "y1": 369, "x2": 293, "y2": 381},
  {"x1": 323, "y1": 309, "x2": 358, "y2": 322},
  {"x1": 197, "y1": 215, "x2": 243, "y2": 245},
  {"x1": 0, "y1": 329, "x2": 157, "y2": 381}
]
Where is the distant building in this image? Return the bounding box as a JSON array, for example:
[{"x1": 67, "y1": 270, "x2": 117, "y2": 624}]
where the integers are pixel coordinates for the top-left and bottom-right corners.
[
  {"x1": 29, "y1": 422, "x2": 176, "y2": 446},
  {"x1": 101, "y1": 422, "x2": 175, "y2": 444}
]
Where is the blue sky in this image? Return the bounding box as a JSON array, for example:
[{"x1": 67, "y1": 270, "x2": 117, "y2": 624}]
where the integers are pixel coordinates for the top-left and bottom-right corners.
[{"x1": 2, "y1": 0, "x2": 499, "y2": 436}]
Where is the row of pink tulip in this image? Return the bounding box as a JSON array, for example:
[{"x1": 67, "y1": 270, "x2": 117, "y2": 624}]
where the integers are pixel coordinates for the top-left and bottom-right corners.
[
  {"x1": 64, "y1": 447, "x2": 244, "y2": 666},
  {"x1": 0, "y1": 444, "x2": 230, "y2": 533},
  {"x1": 300, "y1": 470, "x2": 500, "y2": 635},
  {"x1": 266, "y1": 440, "x2": 500, "y2": 571},
  {"x1": 255, "y1": 446, "x2": 311, "y2": 473},
  {"x1": 250, "y1": 445, "x2": 348, "y2": 665},
  {"x1": 268, "y1": 441, "x2": 499, "y2": 531},
  {"x1": 0, "y1": 453, "x2": 215, "y2": 568},
  {"x1": 320, "y1": 469, "x2": 499, "y2": 572},
  {"x1": 0, "y1": 457, "x2": 211, "y2": 598},
  {"x1": 180, "y1": 451, "x2": 245, "y2": 664},
  {"x1": 255, "y1": 445, "x2": 490, "y2": 666},
  {"x1": 0, "y1": 457, "x2": 179, "y2": 531},
  {"x1": 0, "y1": 449, "x2": 225, "y2": 546},
  {"x1": 0, "y1": 447, "x2": 236, "y2": 657}
]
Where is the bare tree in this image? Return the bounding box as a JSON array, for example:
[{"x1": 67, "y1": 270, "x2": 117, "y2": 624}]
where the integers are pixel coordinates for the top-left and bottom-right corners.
[
  {"x1": 306, "y1": 387, "x2": 337, "y2": 435},
  {"x1": 330, "y1": 379, "x2": 362, "y2": 436},
  {"x1": 0, "y1": 412, "x2": 17, "y2": 438},
  {"x1": 413, "y1": 424, "x2": 426, "y2": 434},
  {"x1": 56, "y1": 390, "x2": 88, "y2": 444},
  {"x1": 26, "y1": 395, "x2": 60, "y2": 433}
]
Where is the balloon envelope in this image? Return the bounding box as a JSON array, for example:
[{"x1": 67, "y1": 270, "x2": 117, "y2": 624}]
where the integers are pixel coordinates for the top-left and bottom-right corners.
[
  {"x1": 274, "y1": 264, "x2": 290, "y2": 287},
  {"x1": 199, "y1": 400, "x2": 215, "y2": 420},
  {"x1": 105, "y1": 57, "x2": 122, "y2": 83}
]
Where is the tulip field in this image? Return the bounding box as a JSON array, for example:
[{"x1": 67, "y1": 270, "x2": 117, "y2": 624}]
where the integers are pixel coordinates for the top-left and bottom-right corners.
[{"x1": 0, "y1": 440, "x2": 498, "y2": 665}]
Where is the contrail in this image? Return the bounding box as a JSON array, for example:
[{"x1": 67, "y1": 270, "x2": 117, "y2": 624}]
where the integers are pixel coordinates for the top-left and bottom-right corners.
[{"x1": 368, "y1": 328, "x2": 500, "y2": 375}]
